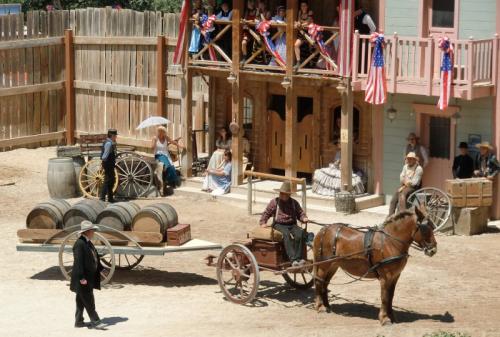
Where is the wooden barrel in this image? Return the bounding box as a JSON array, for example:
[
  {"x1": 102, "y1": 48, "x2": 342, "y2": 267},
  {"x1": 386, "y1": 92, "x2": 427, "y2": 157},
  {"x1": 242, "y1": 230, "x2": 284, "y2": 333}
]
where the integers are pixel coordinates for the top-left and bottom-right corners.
[
  {"x1": 26, "y1": 199, "x2": 71, "y2": 229},
  {"x1": 73, "y1": 156, "x2": 85, "y2": 197},
  {"x1": 131, "y1": 203, "x2": 178, "y2": 235},
  {"x1": 47, "y1": 157, "x2": 77, "y2": 199},
  {"x1": 63, "y1": 199, "x2": 108, "y2": 228},
  {"x1": 96, "y1": 202, "x2": 140, "y2": 231}
]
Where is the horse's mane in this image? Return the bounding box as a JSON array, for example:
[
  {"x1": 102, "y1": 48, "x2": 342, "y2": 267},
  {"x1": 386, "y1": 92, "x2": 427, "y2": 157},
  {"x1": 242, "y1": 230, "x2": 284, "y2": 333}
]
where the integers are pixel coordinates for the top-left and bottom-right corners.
[{"x1": 381, "y1": 211, "x2": 415, "y2": 228}]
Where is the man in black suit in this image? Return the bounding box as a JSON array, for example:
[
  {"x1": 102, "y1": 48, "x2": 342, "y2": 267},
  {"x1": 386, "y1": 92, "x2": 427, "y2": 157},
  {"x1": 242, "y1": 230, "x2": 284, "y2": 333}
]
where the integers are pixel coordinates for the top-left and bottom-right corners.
[
  {"x1": 70, "y1": 221, "x2": 106, "y2": 329},
  {"x1": 452, "y1": 142, "x2": 474, "y2": 179}
]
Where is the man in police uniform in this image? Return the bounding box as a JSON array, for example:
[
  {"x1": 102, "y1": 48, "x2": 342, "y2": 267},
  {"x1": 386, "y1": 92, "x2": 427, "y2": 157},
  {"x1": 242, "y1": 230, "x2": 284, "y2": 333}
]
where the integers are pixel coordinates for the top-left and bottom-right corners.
[{"x1": 100, "y1": 129, "x2": 117, "y2": 203}]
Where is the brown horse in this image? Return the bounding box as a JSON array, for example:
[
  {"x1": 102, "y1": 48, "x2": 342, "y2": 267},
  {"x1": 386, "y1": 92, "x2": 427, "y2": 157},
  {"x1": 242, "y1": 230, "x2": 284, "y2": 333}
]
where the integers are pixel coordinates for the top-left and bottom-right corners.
[{"x1": 312, "y1": 207, "x2": 437, "y2": 325}]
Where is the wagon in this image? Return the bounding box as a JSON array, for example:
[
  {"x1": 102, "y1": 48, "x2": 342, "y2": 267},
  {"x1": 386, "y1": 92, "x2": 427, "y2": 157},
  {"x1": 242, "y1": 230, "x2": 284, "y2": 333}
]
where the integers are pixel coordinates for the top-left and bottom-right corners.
[
  {"x1": 16, "y1": 225, "x2": 222, "y2": 285},
  {"x1": 406, "y1": 187, "x2": 452, "y2": 232},
  {"x1": 207, "y1": 224, "x2": 314, "y2": 305}
]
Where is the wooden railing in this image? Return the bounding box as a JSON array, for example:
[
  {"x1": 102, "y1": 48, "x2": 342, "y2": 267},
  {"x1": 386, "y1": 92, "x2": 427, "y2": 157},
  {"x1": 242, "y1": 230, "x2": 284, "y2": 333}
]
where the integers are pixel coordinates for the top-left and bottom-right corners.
[
  {"x1": 295, "y1": 25, "x2": 339, "y2": 75},
  {"x1": 189, "y1": 19, "x2": 233, "y2": 68}
]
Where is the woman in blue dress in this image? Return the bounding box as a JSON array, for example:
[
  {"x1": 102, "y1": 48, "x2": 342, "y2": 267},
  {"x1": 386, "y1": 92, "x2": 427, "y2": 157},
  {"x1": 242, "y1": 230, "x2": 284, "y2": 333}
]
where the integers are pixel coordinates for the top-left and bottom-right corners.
[
  {"x1": 203, "y1": 150, "x2": 232, "y2": 195},
  {"x1": 189, "y1": 0, "x2": 204, "y2": 54},
  {"x1": 269, "y1": 6, "x2": 287, "y2": 66},
  {"x1": 152, "y1": 126, "x2": 182, "y2": 195}
]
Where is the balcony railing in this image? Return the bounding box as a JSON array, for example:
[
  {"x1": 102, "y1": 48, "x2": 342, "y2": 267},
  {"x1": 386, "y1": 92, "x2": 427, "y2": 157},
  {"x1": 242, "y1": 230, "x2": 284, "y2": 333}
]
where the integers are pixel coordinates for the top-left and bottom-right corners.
[{"x1": 189, "y1": 19, "x2": 232, "y2": 68}]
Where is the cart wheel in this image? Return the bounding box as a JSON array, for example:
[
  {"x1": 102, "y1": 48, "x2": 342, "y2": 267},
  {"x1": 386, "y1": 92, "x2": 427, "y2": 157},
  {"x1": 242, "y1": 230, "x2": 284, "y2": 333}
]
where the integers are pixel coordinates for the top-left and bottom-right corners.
[
  {"x1": 407, "y1": 187, "x2": 451, "y2": 232},
  {"x1": 115, "y1": 153, "x2": 153, "y2": 199},
  {"x1": 79, "y1": 158, "x2": 119, "y2": 199},
  {"x1": 282, "y1": 245, "x2": 314, "y2": 289},
  {"x1": 216, "y1": 244, "x2": 260, "y2": 305},
  {"x1": 59, "y1": 232, "x2": 115, "y2": 285},
  {"x1": 101, "y1": 254, "x2": 144, "y2": 270}
]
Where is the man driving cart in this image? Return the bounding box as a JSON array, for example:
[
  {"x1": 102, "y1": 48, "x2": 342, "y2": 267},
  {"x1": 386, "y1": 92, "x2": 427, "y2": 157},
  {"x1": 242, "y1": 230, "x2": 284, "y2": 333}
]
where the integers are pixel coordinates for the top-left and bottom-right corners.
[{"x1": 259, "y1": 181, "x2": 309, "y2": 267}]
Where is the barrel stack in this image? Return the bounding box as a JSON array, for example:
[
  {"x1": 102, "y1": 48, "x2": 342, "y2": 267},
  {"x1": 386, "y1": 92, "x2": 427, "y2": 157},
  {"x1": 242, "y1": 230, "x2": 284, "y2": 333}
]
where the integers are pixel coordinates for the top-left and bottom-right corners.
[
  {"x1": 26, "y1": 199, "x2": 72, "y2": 229},
  {"x1": 63, "y1": 199, "x2": 108, "y2": 228},
  {"x1": 131, "y1": 203, "x2": 179, "y2": 240}
]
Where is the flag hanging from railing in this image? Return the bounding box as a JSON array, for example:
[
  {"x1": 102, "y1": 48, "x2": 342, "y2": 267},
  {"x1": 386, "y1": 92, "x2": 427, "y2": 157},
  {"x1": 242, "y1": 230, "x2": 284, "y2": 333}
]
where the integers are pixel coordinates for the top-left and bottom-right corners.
[
  {"x1": 172, "y1": 0, "x2": 189, "y2": 66},
  {"x1": 338, "y1": 0, "x2": 354, "y2": 77},
  {"x1": 308, "y1": 23, "x2": 335, "y2": 71},
  {"x1": 256, "y1": 20, "x2": 286, "y2": 68},
  {"x1": 365, "y1": 33, "x2": 387, "y2": 105},
  {"x1": 201, "y1": 14, "x2": 217, "y2": 61},
  {"x1": 437, "y1": 37, "x2": 454, "y2": 110}
]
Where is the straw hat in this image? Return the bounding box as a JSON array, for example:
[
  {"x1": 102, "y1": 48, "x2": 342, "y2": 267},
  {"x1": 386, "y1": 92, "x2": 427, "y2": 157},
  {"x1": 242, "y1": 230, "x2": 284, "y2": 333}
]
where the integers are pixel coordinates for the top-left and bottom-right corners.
[
  {"x1": 475, "y1": 141, "x2": 494, "y2": 150},
  {"x1": 78, "y1": 220, "x2": 99, "y2": 234},
  {"x1": 406, "y1": 152, "x2": 418, "y2": 160},
  {"x1": 274, "y1": 181, "x2": 294, "y2": 194}
]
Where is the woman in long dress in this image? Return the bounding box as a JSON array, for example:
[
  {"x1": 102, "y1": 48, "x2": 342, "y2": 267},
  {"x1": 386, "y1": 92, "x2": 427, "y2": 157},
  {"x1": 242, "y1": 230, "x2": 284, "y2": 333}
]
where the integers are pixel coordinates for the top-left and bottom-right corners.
[
  {"x1": 203, "y1": 150, "x2": 232, "y2": 195},
  {"x1": 188, "y1": 0, "x2": 204, "y2": 55},
  {"x1": 208, "y1": 127, "x2": 232, "y2": 170},
  {"x1": 269, "y1": 6, "x2": 287, "y2": 67},
  {"x1": 152, "y1": 126, "x2": 182, "y2": 195}
]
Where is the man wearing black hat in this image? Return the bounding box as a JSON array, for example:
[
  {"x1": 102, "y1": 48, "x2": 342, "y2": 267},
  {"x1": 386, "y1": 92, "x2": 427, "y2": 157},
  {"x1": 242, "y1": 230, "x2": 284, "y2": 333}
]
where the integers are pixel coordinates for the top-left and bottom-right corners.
[
  {"x1": 452, "y1": 142, "x2": 474, "y2": 179},
  {"x1": 100, "y1": 129, "x2": 117, "y2": 202}
]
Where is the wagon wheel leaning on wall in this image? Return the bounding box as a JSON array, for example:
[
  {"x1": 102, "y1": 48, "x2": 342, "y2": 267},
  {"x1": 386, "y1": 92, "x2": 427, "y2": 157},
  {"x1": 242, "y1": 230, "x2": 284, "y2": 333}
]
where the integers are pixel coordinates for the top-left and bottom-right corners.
[
  {"x1": 406, "y1": 187, "x2": 452, "y2": 232},
  {"x1": 78, "y1": 159, "x2": 119, "y2": 199},
  {"x1": 216, "y1": 244, "x2": 260, "y2": 305},
  {"x1": 58, "y1": 230, "x2": 116, "y2": 285},
  {"x1": 115, "y1": 152, "x2": 154, "y2": 199}
]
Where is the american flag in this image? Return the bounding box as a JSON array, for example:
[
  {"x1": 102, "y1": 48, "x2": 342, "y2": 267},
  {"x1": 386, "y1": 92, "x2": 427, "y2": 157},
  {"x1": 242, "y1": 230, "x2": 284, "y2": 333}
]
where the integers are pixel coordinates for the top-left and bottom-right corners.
[
  {"x1": 256, "y1": 20, "x2": 286, "y2": 68},
  {"x1": 201, "y1": 14, "x2": 217, "y2": 61},
  {"x1": 173, "y1": 0, "x2": 189, "y2": 66},
  {"x1": 338, "y1": 0, "x2": 354, "y2": 77},
  {"x1": 438, "y1": 37, "x2": 454, "y2": 110},
  {"x1": 365, "y1": 33, "x2": 387, "y2": 105},
  {"x1": 308, "y1": 23, "x2": 334, "y2": 71}
]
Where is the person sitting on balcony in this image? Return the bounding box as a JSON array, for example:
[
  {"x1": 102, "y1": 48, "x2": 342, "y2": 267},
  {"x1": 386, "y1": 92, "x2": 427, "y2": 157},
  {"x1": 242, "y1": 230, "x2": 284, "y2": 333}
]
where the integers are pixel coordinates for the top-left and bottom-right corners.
[
  {"x1": 388, "y1": 152, "x2": 423, "y2": 217},
  {"x1": 473, "y1": 141, "x2": 500, "y2": 181},
  {"x1": 405, "y1": 132, "x2": 429, "y2": 168},
  {"x1": 203, "y1": 150, "x2": 232, "y2": 196},
  {"x1": 188, "y1": 0, "x2": 204, "y2": 55},
  {"x1": 241, "y1": 0, "x2": 258, "y2": 65},
  {"x1": 452, "y1": 142, "x2": 474, "y2": 179},
  {"x1": 269, "y1": 6, "x2": 287, "y2": 67},
  {"x1": 354, "y1": 4, "x2": 377, "y2": 35},
  {"x1": 293, "y1": 1, "x2": 314, "y2": 72},
  {"x1": 216, "y1": 1, "x2": 232, "y2": 20}
]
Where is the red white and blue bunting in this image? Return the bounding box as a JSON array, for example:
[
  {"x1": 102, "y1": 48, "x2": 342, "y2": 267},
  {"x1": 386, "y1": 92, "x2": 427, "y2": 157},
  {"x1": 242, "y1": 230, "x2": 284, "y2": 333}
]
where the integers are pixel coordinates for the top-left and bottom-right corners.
[
  {"x1": 437, "y1": 36, "x2": 454, "y2": 111},
  {"x1": 201, "y1": 14, "x2": 217, "y2": 61},
  {"x1": 307, "y1": 23, "x2": 335, "y2": 71},
  {"x1": 256, "y1": 20, "x2": 286, "y2": 68},
  {"x1": 365, "y1": 32, "x2": 387, "y2": 105}
]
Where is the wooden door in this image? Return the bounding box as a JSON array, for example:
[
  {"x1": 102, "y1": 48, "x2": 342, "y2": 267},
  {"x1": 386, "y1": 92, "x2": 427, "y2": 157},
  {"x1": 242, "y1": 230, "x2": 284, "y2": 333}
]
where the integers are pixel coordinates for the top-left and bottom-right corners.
[
  {"x1": 298, "y1": 115, "x2": 313, "y2": 173},
  {"x1": 419, "y1": 114, "x2": 456, "y2": 190},
  {"x1": 268, "y1": 110, "x2": 285, "y2": 170}
]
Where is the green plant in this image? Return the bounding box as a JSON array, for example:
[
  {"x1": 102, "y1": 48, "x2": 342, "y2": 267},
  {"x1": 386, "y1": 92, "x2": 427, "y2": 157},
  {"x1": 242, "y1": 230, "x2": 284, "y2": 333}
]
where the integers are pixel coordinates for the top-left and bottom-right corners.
[{"x1": 423, "y1": 331, "x2": 471, "y2": 337}]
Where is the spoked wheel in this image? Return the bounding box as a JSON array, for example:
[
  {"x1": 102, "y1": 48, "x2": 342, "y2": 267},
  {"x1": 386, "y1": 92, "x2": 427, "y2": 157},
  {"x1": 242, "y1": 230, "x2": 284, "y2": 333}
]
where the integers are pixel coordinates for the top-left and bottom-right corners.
[
  {"x1": 79, "y1": 159, "x2": 118, "y2": 199},
  {"x1": 407, "y1": 187, "x2": 451, "y2": 232},
  {"x1": 282, "y1": 245, "x2": 314, "y2": 289},
  {"x1": 101, "y1": 254, "x2": 144, "y2": 270},
  {"x1": 58, "y1": 232, "x2": 115, "y2": 285},
  {"x1": 115, "y1": 153, "x2": 153, "y2": 199},
  {"x1": 216, "y1": 244, "x2": 260, "y2": 305}
]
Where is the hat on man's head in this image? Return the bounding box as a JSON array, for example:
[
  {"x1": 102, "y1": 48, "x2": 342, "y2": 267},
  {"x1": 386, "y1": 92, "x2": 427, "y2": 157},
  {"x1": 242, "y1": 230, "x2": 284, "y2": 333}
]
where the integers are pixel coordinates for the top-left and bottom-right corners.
[
  {"x1": 475, "y1": 141, "x2": 494, "y2": 150},
  {"x1": 108, "y1": 128, "x2": 118, "y2": 136},
  {"x1": 274, "y1": 181, "x2": 294, "y2": 195},
  {"x1": 406, "y1": 152, "x2": 418, "y2": 160},
  {"x1": 458, "y1": 142, "x2": 469, "y2": 149},
  {"x1": 79, "y1": 220, "x2": 99, "y2": 234}
]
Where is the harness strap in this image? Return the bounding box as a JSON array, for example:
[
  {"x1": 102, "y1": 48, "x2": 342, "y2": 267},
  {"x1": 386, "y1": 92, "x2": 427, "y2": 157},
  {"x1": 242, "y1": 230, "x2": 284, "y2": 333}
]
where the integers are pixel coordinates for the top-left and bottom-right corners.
[
  {"x1": 332, "y1": 226, "x2": 343, "y2": 257},
  {"x1": 366, "y1": 254, "x2": 409, "y2": 275},
  {"x1": 363, "y1": 228, "x2": 379, "y2": 278}
]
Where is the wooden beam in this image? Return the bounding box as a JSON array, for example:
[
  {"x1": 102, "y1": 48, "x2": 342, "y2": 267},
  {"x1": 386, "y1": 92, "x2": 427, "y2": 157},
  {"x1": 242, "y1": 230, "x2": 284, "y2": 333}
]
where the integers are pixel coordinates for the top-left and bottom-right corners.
[
  {"x1": 65, "y1": 29, "x2": 75, "y2": 145},
  {"x1": 181, "y1": 69, "x2": 193, "y2": 177},
  {"x1": 156, "y1": 35, "x2": 166, "y2": 117},
  {"x1": 0, "y1": 81, "x2": 64, "y2": 98},
  {"x1": 0, "y1": 36, "x2": 63, "y2": 50},
  {"x1": 372, "y1": 105, "x2": 384, "y2": 195},
  {"x1": 284, "y1": 86, "x2": 298, "y2": 180},
  {"x1": 73, "y1": 80, "x2": 157, "y2": 96},
  {"x1": 0, "y1": 131, "x2": 65, "y2": 148},
  {"x1": 286, "y1": 0, "x2": 297, "y2": 77},
  {"x1": 493, "y1": 32, "x2": 500, "y2": 219},
  {"x1": 74, "y1": 131, "x2": 151, "y2": 148},
  {"x1": 339, "y1": 78, "x2": 354, "y2": 191},
  {"x1": 73, "y1": 36, "x2": 157, "y2": 45}
]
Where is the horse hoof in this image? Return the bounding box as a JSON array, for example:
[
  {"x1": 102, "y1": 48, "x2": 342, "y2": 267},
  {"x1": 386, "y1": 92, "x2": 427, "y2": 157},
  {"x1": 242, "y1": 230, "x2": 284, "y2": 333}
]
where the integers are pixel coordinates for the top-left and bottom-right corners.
[
  {"x1": 316, "y1": 304, "x2": 329, "y2": 313},
  {"x1": 380, "y1": 318, "x2": 393, "y2": 326}
]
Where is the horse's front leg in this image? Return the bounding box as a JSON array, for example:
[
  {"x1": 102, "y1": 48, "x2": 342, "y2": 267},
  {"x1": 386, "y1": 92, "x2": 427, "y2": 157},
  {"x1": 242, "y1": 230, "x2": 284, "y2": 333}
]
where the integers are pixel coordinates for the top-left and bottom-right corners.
[
  {"x1": 387, "y1": 276, "x2": 401, "y2": 323},
  {"x1": 314, "y1": 265, "x2": 328, "y2": 312},
  {"x1": 378, "y1": 278, "x2": 392, "y2": 326}
]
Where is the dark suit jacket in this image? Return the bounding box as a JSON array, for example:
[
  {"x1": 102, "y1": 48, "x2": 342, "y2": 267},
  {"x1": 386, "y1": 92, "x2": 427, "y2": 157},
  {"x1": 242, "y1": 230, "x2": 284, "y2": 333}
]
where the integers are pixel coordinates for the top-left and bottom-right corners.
[{"x1": 70, "y1": 236, "x2": 103, "y2": 293}]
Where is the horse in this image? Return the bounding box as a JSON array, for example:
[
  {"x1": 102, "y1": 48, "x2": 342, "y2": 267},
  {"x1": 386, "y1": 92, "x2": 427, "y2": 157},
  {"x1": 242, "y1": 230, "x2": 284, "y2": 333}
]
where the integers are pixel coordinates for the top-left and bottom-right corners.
[{"x1": 312, "y1": 206, "x2": 437, "y2": 325}]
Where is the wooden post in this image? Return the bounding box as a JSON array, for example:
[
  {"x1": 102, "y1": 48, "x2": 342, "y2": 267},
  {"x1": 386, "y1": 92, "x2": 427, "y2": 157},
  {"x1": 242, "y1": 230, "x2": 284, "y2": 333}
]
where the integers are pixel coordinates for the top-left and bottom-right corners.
[
  {"x1": 467, "y1": 36, "x2": 475, "y2": 100},
  {"x1": 247, "y1": 174, "x2": 253, "y2": 215},
  {"x1": 352, "y1": 30, "x2": 360, "y2": 82},
  {"x1": 425, "y1": 35, "x2": 434, "y2": 96},
  {"x1": 493, "y1": 33, "x2": 500, "y2": 220},
  {"x1": 231, "y1": 0, "x2": 244, "y2": 186},
  {"x1": 286, "y1": 0, "x2": 297, "y2": 75},
  {"x1": 390, "y1": 32, "x2": 398, "y2": 93},
  {"x1": 181, "y1": 69, "x2": 193, "y2": 178},
  {"x1": 208, "y1": 77, "x2": 216, "y2": 155},
  {"x1": 156, "y1": 35, "x2": 166, "y2": 117},
  {"x1": 64, "y1": 29, "x2": 75, "y2": 145},
  {"x1": 338, "y1": 78, "x2": 354, "y2": 191},
  {"x1": 372, "y1": 105, "x2": 384, "y2": 194}
]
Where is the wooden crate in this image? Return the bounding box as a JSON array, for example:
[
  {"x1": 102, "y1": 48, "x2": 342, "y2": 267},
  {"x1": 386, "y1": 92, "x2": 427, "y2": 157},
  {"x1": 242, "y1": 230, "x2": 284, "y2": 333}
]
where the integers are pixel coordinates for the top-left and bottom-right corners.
[
  {"x1": 166, "y1": 224, "x2": 192, "y2": 246},
  {"x1": 250, "y1": 239, "x2": 286, "y2": 268},
  {"x1": 445, "y1": 178, "x2": 493, "y2": 207}
]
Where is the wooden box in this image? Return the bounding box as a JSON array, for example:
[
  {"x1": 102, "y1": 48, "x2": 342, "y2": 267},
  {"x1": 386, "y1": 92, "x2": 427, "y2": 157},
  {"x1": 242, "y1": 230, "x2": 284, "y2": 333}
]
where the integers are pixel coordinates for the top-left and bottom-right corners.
[
  {"x1": 445, "y1": 178, "x2": 493, "y2": 207},
  {"x1": 166, "y1": 224, "x2": 191, "y2": 246},
  {"x1": 250, "y1": 240, "x2": 286, "y2": 268}
]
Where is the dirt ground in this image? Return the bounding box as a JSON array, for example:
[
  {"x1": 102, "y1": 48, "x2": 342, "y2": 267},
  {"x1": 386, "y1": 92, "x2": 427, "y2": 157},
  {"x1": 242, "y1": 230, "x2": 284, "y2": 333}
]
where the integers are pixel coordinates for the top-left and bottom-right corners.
[{"x1": 1, "y1": 147, "x2": 500, "y2": 337}]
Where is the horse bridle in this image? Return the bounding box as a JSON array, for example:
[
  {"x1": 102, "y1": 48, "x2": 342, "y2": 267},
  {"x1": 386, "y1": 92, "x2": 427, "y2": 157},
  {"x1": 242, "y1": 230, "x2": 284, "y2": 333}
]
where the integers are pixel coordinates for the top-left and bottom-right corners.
[{"x1": 410, "y1": 217, "x2": 435, "y2": 252}]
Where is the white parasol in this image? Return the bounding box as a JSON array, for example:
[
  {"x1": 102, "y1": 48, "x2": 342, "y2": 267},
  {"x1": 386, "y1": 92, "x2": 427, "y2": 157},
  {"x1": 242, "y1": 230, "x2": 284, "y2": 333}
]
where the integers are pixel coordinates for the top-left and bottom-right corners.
[{"x1": 136, "y1": 116, "x2": 171, "y2": 130}]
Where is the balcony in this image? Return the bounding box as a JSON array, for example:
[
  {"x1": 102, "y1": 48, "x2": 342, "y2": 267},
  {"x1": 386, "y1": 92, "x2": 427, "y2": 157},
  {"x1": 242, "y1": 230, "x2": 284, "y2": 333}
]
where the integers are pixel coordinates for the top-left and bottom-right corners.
[{"x1": 187, "y1": 18, "x2": 497, "y2": 100}]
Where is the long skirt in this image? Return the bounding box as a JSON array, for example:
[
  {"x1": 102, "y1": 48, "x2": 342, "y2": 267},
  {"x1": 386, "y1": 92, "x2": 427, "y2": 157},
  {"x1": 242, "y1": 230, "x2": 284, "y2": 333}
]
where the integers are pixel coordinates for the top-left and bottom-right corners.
[
  {"x1": 207, "y1": 149, "x2": 225, "y2": 170},
  {"x1": 155, "y1": 154, "x2": 179, "y2": 186},
  {"x1": 312, "y1": 163, "x2": 365, "y2": 196},
  {"x1": 189, "y1": 27, "x2": 201, "y2": 54}
]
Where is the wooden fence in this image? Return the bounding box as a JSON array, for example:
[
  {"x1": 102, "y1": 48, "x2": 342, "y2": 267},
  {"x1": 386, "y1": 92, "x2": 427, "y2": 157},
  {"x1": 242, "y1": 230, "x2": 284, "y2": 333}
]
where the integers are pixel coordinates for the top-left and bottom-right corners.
[{"x1": 0, "y1": 8, "x2": 209, "y2": 151}]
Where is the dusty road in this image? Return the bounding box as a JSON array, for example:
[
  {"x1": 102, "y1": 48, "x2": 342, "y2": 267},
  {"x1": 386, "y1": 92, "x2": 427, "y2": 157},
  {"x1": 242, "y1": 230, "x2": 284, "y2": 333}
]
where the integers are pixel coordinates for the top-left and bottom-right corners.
[{"x1": 1, "y1": 147, "x2": 500, "y2": 337}]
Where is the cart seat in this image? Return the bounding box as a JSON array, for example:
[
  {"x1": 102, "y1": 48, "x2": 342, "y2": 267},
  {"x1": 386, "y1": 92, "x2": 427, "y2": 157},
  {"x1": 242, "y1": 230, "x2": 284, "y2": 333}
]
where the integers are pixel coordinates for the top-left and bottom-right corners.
[{"x1": 248, "y1": 227, "x2": 283, "y2": 242}]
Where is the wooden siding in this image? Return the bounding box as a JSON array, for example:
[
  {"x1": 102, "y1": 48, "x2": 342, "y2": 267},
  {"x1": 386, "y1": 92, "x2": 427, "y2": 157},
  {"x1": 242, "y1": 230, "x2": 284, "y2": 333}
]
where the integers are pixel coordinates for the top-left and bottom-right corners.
[
  {"x1": 459, "y1": 0, "x2": 497, "y2": 39},
  {"x1": 384, "y1": 0, "x2": 420, "y2": 36}
]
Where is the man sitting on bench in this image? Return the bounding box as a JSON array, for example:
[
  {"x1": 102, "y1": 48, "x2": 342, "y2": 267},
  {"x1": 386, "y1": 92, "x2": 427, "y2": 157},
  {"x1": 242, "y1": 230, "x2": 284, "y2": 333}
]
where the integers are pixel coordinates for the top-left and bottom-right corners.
[{"x1": 259, "y1": 181, "x2": 309, "y2": 267}]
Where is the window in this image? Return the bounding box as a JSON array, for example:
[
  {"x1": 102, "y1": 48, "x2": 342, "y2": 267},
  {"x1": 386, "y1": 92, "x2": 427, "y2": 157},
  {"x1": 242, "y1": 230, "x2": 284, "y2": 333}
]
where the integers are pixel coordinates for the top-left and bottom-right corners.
[
  {"x1": 432, "y1": 0, "x2": 455, "y2": 28},
  {"x1": 243, "y1": 97, "x2": 253, "y2": 129},
  {"x1": 429, "y1": 116, "x2": 450, "y2": 159}
]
